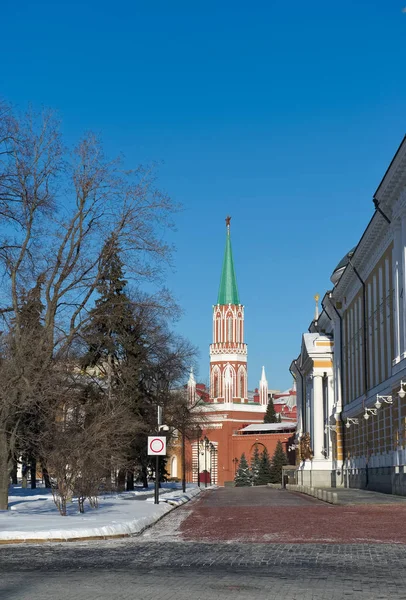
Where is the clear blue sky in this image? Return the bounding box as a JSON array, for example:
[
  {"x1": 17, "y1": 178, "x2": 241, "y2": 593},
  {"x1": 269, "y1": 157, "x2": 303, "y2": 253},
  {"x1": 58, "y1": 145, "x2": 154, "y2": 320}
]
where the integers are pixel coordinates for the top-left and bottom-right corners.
[{"x1": 2, "y1": 1, "x2": 405, "y2": 390}]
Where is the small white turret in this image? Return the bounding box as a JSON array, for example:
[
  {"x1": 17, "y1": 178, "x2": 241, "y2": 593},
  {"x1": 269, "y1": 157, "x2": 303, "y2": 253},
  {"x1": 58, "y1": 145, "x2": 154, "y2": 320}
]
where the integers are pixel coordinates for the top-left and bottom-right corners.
[
  {"x1": 259, "y1": 366, "x2": 268, "y2": 406},
  {"x1": 187, "y1": 367, "x2": 196, "y2": 407}
]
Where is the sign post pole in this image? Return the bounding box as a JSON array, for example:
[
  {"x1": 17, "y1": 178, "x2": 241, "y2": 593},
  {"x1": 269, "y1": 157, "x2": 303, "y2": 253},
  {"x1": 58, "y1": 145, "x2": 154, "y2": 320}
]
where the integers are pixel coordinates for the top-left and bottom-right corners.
[
  {"x1": 155, "y1": 455, "x2": 159, "y2": 505},
  {"x1": 148, "y1": 435, "x2": 166, "y2": 506}
]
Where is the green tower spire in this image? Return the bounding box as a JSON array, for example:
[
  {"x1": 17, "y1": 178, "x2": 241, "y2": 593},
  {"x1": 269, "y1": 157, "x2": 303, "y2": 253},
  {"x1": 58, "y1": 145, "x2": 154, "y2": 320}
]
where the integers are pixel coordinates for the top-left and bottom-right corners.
[{"x1": 217, "y1": 216, "x2": 240, "y2": 305}]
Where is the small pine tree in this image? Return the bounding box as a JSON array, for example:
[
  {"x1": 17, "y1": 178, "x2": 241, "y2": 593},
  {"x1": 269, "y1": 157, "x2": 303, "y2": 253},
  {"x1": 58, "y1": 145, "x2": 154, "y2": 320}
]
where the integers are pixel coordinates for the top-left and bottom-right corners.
[
  {"x1": 277, "y1": 413, "x2": 282, "y2": 423},
  {"x1": 257, "y1": 448, "x2": 272, "y2": 485},
  {"x1": 234, "y1": 453, "x2": 252, "y2": 487},
  {"x1": 270, "y1": 440, "x2": 288, "y2": 484},
  {"x1": 251, "y1": 445, "x2": 261, "y2": 486},
  {"x1": 264, "y1": 398, "x2": 277, "y2": 423}
]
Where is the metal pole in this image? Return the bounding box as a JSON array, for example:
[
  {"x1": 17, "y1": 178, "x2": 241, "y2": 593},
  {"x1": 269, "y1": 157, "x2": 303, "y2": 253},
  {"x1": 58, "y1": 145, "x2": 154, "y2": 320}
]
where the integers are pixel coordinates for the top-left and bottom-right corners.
[
  {"x1": 182, "y1": 426, "x2": 186, "y2": 493},
  {"x1": 210, "y1": 446, "x2": 213, "y2": 485},
  {"x1": 197, "y1": 435, "x2": 200, "y2": 488},
  {"x1": 154, "y1": 455, "x2": 159, "y2": 504},
  {"x1": 204, "y1": 444, "x2": 207, "y2": 488},
  {"x1": 155, "y1": 404, "x2": 162, "y2": 504}
]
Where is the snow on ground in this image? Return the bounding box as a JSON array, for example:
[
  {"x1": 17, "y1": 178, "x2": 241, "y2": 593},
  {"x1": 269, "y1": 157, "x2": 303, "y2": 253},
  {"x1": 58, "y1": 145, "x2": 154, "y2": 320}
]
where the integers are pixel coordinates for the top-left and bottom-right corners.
[{"x1": 0, "y1": 483, "x2": 200, "y2": 542}]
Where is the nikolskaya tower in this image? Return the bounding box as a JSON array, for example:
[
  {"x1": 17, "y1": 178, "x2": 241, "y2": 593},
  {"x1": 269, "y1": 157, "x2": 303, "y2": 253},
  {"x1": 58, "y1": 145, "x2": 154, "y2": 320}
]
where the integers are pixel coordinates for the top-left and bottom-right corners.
[{"x1": 209, "y1": 216, "x2": 254, "y2": 405}]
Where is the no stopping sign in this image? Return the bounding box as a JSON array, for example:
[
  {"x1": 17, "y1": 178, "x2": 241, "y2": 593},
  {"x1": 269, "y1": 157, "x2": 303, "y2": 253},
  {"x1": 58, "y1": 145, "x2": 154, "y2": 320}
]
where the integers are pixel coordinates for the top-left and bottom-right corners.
[{"x1": 147, "y1": 436, "x2": 167, "y2": 456}]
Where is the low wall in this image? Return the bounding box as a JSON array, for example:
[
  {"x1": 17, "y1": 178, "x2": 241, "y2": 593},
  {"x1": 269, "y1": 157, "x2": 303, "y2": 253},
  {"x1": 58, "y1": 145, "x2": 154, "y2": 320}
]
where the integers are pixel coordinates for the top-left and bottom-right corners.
[
  {"x1": 346, "y1": 466, "x2": 406, "y2": 496},
  {"x1": 286, "y1": 483, "x2": 339, "y2": 505},
  {"x1": 296, "y1": 469, "x2": 338, "y2": 488}
]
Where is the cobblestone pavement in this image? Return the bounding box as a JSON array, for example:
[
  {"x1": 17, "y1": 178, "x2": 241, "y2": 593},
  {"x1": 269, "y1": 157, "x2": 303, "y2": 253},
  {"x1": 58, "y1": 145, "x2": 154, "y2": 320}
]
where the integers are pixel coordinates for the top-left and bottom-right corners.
[
  {"x1": 178, "y1": 487, "x2": 406, "y2": 543},
  {"x1": 2, "y1": 488, "x2": 406, "y2": 600}
]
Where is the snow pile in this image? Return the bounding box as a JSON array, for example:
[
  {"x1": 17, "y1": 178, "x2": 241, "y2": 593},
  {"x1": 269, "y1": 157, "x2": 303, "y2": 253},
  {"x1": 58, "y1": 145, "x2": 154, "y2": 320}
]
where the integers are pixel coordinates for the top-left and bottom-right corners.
[
  {"x1": 148, "y1": 488, "x2": 201, "y2": 507},
  {"x1": 0, "y1": 484, "x2": 200, "y2": 542}
]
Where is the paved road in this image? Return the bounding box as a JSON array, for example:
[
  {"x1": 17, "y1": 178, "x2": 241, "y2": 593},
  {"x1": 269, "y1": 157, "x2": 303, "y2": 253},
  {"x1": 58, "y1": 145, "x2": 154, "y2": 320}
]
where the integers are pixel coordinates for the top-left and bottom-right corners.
[
  {"x1": 176, "y1": 487, "x2": 406, "y2": 543},
  {"x1": 1, "y1": 487, "x2": 406, "y2": 600}
]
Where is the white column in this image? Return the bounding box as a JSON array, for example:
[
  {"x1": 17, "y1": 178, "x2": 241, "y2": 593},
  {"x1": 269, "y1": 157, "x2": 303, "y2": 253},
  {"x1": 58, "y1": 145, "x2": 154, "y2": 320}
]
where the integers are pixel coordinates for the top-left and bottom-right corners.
[
  {"x1": 295, "y1": 372, "x2": 303, "y2": 438},
  {"x1": 312, "y1": 374, "x2": 325, "y2": 460},
  {"x1": 327, "y1": 373, "x2": 334, "y2": 456},
  {"x1": 393, "y1": 220, "x2": 402, "y2": 362},
  {"x1": 401, "y1": 214, "x2": 406, "y2": 358},
  {"x1": 327, "y1": 374, "x2": 334, "y2": 418},
  {"x1": 332, "y1": 314, "x2": 342, "y2": 414}
]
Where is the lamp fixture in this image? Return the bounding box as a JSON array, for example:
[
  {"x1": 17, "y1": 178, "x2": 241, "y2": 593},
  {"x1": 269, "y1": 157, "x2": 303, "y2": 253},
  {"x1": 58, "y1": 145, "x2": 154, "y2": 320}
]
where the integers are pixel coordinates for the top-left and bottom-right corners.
[
  {"x1": 324, "y1": 424, "x2": 337, "y2": 434},
  {"x1": 399, "y1": 381, "x2": 406, "y2": 399},
  {"x1": 364, "y1": 407, "x2": 378, "y2": 420},
  {"x1": 375, "y1": 394, "x2": 393, "y2": 409},
  {"x1": 345, "y1": 418, "x2": 359, "y2": 429}
]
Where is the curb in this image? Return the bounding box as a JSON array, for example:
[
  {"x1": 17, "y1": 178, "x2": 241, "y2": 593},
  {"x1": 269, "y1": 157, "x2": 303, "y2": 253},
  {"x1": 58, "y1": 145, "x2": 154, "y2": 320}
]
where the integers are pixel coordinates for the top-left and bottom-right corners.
[
  {"x1": 0, "y1": 488, "x2": 202, "y2": 546},
  {"x1": 285, "y1": 484, "x2": 339, "y2": 505}
]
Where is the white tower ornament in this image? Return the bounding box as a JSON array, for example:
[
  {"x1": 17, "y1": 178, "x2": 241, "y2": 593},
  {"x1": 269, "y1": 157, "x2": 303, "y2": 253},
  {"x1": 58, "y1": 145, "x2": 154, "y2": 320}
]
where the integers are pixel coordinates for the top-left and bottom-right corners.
[
  {"x1": 259, "y1": 365, "x2": 268, "y2": 406},
  {"x1": 187, "y1": 367, "x2": 196, "y2": 407},
  {"x1": 314, "y1": 293, "x2": 320, "y2": 322}
]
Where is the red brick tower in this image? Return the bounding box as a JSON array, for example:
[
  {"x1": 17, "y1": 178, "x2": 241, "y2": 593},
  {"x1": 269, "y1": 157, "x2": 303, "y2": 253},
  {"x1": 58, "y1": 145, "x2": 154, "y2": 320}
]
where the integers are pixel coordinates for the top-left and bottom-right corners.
[{"x1": 210, "y1": 216, "x2": 248, "y2": 404}]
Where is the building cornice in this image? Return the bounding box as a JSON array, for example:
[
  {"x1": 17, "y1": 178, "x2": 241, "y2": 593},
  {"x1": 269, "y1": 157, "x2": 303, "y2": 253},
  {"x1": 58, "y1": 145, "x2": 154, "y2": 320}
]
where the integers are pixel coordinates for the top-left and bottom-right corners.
[
  {"x1": 333, "y1": 138, "x2": 406, "y2": 304},
  {"x1": 332, "y1": 212, "x2": 391, "y2": 303},
  {"x1": 374, "y1": 135, "x2": 406, "y2": 215}
]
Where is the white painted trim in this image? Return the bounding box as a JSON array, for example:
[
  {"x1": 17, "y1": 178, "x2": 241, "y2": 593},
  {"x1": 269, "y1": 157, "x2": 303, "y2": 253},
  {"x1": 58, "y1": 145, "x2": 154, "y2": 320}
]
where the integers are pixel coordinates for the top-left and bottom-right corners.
[{"x1": 210, "y1": 353, "x2": 247, "y2": 362}]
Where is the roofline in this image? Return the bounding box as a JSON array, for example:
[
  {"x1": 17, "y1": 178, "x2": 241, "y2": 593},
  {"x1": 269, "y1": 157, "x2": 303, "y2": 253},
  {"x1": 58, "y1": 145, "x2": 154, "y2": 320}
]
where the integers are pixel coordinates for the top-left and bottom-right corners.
[
  {"x1": 332, "y1": 209, "x2": 378, "y2": 295},
  {"x1": 374, "y1": 134, "x2": 406, "y2": 198}
]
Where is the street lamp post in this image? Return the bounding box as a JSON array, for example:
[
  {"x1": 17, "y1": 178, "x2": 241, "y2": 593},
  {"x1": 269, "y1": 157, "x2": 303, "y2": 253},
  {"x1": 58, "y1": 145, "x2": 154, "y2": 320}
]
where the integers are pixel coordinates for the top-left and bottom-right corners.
[
  {"x1": 214, "y1": 446, "x2": 217, "y2": 485},
  {"x1": 196, "y1": 426, "x2": 202, "y2": 487},
  {"x1": 209, "y1": 443, "x2": 216, "y2": 485},
  {"x1": 204, "y1": 435, "x2": 209, "y2": 487},
  {"x1": 209, "y1": 443, "x2": 213, "y2": 483}
]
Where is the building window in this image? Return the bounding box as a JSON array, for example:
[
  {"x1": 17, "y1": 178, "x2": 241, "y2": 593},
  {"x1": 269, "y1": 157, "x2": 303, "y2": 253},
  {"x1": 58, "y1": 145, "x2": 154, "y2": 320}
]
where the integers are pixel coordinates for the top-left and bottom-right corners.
[
  {"x1": 214, "y1": 373, "x2": 219, "y2": 398},
  {"x1": 171, "y1": 456, "x2": 177, "y2": 478},
  {"x1": 227, "y1": 317, "x2": 233, "y2": 342},
  {"x1": 240, "y1": 373, "x2": 244, "y2": 398}
]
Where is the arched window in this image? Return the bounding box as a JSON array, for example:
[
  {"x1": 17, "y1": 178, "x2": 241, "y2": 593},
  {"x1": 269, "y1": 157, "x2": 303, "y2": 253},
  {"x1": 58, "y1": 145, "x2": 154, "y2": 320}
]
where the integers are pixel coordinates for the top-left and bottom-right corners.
[
  {"x1": 170, "y1": 456, "x2": 178, "y2": 478},
  {"x1": 240, "y1": 373, "x2": 245, "y2": 398},
  {"x1": 227, "y1": 317, "x2": 233, "y2": 342},
  {"x1": 214, "y1": 373, "x2": 219, "y2": 398},
  {"x1": 251, "y1": 442, "x2": 266, "y2": 458}
]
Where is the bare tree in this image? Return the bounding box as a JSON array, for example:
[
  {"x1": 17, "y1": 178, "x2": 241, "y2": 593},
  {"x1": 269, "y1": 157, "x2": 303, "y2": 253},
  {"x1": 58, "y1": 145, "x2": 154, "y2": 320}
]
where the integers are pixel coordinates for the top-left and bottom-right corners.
[
  {"x1": 164, "y1": 387, "x2": 207, "y2": 492},
  {"x1": 38, "y1": 377, "x2": 136, "y2": 515},
  {"x1": 0, "y1": 104, "x2": 178, "y2": 509}
]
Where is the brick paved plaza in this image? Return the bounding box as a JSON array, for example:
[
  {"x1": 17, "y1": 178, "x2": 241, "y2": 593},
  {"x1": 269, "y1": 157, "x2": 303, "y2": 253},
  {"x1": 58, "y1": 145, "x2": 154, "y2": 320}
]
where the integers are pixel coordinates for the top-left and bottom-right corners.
[{"x1": 2, "y1": 487, "x2": 406, "y2": 600}]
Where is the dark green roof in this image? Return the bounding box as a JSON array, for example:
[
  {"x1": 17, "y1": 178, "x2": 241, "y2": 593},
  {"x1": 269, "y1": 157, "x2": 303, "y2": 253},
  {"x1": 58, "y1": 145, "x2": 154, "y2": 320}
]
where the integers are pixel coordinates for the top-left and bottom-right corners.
[{"x1": 217, "y1": 227, "x2": 240, "y2": 305}]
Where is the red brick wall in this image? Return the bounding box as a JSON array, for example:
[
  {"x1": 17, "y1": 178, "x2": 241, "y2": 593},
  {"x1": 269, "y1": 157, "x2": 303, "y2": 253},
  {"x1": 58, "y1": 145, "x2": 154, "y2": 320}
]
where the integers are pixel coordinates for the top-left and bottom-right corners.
[{"x1": 184, "y1": 408, "x2": 295, "y2": 485}]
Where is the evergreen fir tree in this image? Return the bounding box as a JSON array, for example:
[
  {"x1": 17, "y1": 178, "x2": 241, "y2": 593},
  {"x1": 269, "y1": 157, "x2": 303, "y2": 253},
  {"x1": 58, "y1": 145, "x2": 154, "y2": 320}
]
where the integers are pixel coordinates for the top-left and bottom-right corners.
[
  {"x1": 250, "y1": 445, "x2": 261, "y2": 486},
  {"x1": 234, "y1": 453, "x2": 252, "y2": 487},
  {"x1": 82, "y1": 235, "x2": 134, "y2": 370},
  {"x1": 270, "y1": 440, "x2": 288, "y2": 484},
  {"x1": 277, "y1": 413, "x2": 282, "y2": 423},
  {"x1": 257, "y1": 447, "x2": 272, "y2": 485},
  {"x1": 264, "y1": 398, "x2": 277, "y2": 423},
  {"x1": 14, "y1": 277, "x2": 47, "y2": 490}
]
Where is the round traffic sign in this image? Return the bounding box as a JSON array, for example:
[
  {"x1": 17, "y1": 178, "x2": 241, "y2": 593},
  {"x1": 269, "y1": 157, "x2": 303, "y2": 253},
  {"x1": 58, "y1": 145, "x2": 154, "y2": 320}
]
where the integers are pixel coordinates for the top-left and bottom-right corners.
[{"x1": 149, "y1": 438, "x2": 164, "y2": 453}]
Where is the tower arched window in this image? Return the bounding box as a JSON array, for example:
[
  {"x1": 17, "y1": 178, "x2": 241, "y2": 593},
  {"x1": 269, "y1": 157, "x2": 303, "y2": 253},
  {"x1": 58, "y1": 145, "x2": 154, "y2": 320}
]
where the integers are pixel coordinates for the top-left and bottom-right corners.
[
  {"x1": 227, "y1": 317, "x2": 233, "y2": 342},
  {"x1": 214, "y1": 372, "x2": 219, "y2": 398},
  {"x1": 240, "y1": 373, "x2": 245, "y2": 398},
  {"x1": 237, "y1": 313, "x2": 242, "y2": 343}
]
